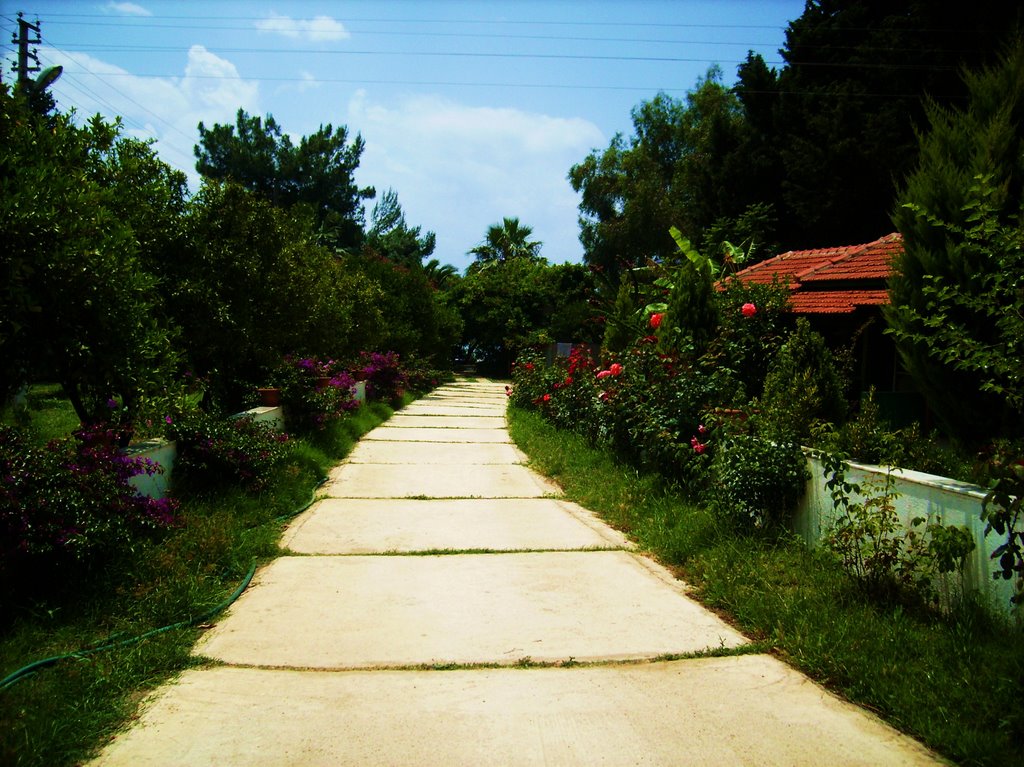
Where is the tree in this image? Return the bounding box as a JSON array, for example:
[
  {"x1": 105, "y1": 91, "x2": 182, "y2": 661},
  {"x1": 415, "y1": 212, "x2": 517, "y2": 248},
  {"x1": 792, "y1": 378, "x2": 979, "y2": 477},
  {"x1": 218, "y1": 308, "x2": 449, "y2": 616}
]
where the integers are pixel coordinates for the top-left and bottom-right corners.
[
  {"x1": 364, "y1": 188, "x2": 437, "y2": 268},
  {"x1": 171, "y1": 181, "x2": 382, "y2": 408},
  {"x1": 194, "y1": 109, "x2": 374, "y2": 250},
  {"x1": 468, "y1": 217, "x2": 542, "y2": 265},
  {"x1": 450, "y1": 259, "x2": 596, "y2": 376},
  {"x1": 569, "y1": 70, "x2": 770, "y2": 288},
  {"x1": 886, "y1": 41, "x2": 1024, "y2": 440},
  {"x1": 1, "y1": 87, "x2": 180, "y2": 424},
  {"x1": 771, "y1": 0, "x2": 1022, "y2": 246}
]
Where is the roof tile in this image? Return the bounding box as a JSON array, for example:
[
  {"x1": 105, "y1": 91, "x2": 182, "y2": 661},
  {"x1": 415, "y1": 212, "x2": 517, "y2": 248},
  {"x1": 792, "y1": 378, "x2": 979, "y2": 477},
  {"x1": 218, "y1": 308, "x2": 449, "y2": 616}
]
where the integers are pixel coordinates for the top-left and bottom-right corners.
[{"x1": 730, "y1": 233, "x2": 901, "y2": 314}]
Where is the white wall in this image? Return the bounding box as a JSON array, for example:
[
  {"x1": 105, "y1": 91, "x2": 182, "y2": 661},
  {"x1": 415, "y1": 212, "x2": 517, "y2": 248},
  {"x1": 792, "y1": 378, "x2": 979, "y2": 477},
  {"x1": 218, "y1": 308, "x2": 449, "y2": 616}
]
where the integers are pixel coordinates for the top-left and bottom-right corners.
[{"x1": 795, "y1": 452, "x2": 1022, "y2": 619}]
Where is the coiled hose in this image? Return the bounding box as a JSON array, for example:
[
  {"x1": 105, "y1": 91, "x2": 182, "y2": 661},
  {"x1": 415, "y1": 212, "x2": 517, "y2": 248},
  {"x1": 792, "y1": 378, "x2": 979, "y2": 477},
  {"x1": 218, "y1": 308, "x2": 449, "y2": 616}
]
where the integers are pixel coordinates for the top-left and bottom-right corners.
[{"x1": 0, "y1": 475, "x2": 327, "y2": 692}]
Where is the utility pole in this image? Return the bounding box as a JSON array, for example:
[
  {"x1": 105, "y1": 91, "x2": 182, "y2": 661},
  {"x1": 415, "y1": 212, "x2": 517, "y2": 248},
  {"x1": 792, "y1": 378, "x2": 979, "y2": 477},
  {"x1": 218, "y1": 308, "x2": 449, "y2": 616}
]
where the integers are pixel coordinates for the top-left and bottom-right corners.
[{"x1": 11, "y1": 12, "x2": 42, "y2": 84}]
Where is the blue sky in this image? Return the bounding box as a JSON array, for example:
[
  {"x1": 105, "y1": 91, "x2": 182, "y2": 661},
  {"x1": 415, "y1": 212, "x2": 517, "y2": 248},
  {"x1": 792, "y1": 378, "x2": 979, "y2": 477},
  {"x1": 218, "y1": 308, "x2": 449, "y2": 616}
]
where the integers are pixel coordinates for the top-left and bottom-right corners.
[{"x1": 4, "y1": 1, "x2": 806, "y2": 271}]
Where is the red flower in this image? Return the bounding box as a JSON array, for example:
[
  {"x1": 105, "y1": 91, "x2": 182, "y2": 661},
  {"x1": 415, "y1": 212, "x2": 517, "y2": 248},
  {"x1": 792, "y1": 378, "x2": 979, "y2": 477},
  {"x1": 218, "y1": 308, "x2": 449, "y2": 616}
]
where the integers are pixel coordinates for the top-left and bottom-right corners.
[
  {"x1": 741, "y1": 302, "x2": 757, "y2": 318},
  {"x1": 649, "y1": 312, "x2": 664, "y2": 329},
  {"x1": 542, "y1": 393, "x2": 551, "y2": 402},
  {"x1": 596, "y1": 369, "x2": 612, "y2": 380},
  {"x1": 525, "y1": 363, "x2": 535, "y2": 371},
  {"x1": 609, "y1": 363, "x2": 623, "y2": 376}
]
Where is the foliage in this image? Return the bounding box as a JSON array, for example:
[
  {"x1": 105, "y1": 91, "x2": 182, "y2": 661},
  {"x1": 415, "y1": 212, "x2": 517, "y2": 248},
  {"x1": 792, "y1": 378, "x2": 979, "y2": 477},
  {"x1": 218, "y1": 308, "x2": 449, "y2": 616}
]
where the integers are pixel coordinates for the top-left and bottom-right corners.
[
  {"x1": 759, "y1": 318, "x2": 846, "y2": 443},
  {"x1": 705, "y1": 276, "x2": 792, "y2": 399},
  {"x1": 711, "y1": 433, "x2": 808, "y2": 529},
  {"x1": 656, "y1": 243, "x2": 719, "y2": 358},
  {"x1": 195, "y1": 108, "x2": 374, "y2": 250},
  {"x1": 569, "y1": 72, "x2": 765, "y2": 285},
  {"x1": 887, "y1": 41, "x2": 1024, "y2": 440},
  {"x1": 364, "y1": 188, "x2": 437, "y2": 267},
  {"x1": 450, "y1": 258, "x2": 596, "y2": 376},
  {"x1": 356, "y1": 351, "x2": 407, "y2": 403},
  {"x1": 167, "y1": 410, "x2": 291, "y2": 493},
  {"x1": 467, "y1": 216, "x2": 542, "y2": 264},
  {"x1": 345, "y1": 252, "x2": 459, "y2": 367},
  {"x1": 273, "y1": 356, "x2": 358, "y2": 433},
  {"x1": 981, "y1": 445, "x2": 1024, "y2": 604},
  {"x1": 0, "y1": 85, "x2": 180, "y2": 426},
  {"x1": 821, "y1": 453, "x2": 975, "y2": 605},
  {"x1": 0, "y1": 424, "x2": 177, "y2": 584},
  {"x1": 170, "y1": 181, "x2": 380, "y2": 409}
]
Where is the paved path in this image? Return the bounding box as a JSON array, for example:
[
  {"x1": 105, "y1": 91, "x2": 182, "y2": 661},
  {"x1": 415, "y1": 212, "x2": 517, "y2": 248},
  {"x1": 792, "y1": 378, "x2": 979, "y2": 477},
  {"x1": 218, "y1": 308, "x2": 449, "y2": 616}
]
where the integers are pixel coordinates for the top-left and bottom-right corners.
[{"x1": 91, "y1": 381, "x2": 942, "y2": 766}]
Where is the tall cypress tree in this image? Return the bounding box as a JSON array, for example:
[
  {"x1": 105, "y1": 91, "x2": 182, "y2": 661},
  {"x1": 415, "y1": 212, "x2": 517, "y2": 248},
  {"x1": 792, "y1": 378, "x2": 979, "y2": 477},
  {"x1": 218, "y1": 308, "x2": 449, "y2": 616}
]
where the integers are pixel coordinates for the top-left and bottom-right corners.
[{"x1": 886, "y1": 41, "x2": 1024, "y2": 440}]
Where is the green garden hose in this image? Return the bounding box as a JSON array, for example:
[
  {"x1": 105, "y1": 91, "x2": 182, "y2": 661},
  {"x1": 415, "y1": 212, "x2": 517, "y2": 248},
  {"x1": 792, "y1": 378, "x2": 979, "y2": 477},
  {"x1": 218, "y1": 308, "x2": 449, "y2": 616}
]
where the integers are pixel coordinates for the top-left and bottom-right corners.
[{"x1": 0, "y1": 475, "x2": 328, "y2": 692}]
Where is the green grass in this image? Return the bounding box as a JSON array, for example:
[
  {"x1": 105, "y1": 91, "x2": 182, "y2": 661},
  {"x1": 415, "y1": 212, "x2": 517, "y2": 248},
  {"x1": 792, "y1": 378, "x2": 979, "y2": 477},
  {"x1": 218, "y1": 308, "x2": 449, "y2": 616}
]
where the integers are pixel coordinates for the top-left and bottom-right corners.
[
  {"x1": 508, "y1": 406, "x2": 1024, "y2": 767},
  {"x1": 0, "y1": 396, "x2": 407, "y2": 767},
  {"x1": 0, "y1": 384, "x2": 81, "y2": 445}
]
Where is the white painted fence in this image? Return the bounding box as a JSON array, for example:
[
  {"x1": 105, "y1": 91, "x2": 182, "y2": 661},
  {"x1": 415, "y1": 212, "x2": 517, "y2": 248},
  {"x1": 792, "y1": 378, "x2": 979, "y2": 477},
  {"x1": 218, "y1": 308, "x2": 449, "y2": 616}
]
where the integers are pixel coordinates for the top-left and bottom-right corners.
[{"x1": 794, "y1": 451, "x2": 1021, "y2": 619}]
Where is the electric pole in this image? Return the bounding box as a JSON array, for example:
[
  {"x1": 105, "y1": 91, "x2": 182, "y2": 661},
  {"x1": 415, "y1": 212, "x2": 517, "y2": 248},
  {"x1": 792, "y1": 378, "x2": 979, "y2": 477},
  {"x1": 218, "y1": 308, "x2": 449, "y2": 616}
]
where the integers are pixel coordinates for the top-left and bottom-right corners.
[{"x1": 11, "y1": 12, "x2": 42, "y2": 84}]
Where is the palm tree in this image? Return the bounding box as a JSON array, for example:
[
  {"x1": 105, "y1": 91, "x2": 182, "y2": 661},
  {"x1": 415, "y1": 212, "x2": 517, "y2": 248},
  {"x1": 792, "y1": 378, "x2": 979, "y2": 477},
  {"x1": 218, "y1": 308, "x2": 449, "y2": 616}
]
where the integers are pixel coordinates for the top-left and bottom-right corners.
[
  {"x1": 468, "y1": 217, "x2": 542, "y2": 264},
  {"x1": 423, "y1": 258, "x2": 458, "y2": 288}
]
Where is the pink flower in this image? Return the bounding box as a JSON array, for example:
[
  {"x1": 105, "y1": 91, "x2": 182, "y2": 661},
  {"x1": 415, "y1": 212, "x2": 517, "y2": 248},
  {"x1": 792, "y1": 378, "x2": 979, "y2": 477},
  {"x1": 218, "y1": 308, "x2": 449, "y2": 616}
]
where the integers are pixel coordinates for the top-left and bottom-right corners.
[
  {"x1": 649, "y1": 312, "x2": 664, "y2": 329},
  {"x1": 741, "y1": 302, "x2": 757, "y2": 318},
  {"x1": 609, "y1": 363, "x2": 623, "y2": 376},
  {"x1": 698, "y1": 424, "x2": 707, "y2": 434},
  {"x1": 693, "y1": 442, "x2": 706, "y2": 454},
  {"x1": 596, "y1": 369, "x2": 612, "y2": 379}
]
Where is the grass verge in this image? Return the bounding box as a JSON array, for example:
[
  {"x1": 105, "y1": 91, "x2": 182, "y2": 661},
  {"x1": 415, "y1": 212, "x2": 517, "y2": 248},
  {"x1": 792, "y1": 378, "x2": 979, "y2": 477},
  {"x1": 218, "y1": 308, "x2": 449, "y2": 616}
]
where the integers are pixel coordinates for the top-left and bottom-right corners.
[
  {"x1": 0, "y1": 395, "x2": 412, "y2": 767},
  {"x1": 508, "y1": 406, "x2": 1023, "y2": 767}
]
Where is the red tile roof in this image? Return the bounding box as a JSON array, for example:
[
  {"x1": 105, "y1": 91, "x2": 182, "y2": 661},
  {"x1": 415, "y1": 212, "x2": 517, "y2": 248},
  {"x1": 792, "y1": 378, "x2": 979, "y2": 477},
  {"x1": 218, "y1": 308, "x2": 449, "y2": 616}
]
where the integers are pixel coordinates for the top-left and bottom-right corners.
[{"x1": 729, "y1": 232, "x2": 902, "y2": 314}]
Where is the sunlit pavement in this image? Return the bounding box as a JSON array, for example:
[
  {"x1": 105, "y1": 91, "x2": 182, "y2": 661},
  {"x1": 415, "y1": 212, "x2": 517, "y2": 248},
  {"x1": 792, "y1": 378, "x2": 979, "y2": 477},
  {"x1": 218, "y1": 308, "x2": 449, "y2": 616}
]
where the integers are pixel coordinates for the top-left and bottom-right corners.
[{"x1": 90, "y1": 380, "x2": 943, "y2": 766}]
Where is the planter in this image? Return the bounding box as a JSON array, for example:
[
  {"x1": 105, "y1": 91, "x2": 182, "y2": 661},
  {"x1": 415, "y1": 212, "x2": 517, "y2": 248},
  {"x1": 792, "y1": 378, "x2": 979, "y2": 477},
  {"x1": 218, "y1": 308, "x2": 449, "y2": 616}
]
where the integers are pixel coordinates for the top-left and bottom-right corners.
[{"x1": 257, "y1": 387, "x2": 281, "y2": 407}]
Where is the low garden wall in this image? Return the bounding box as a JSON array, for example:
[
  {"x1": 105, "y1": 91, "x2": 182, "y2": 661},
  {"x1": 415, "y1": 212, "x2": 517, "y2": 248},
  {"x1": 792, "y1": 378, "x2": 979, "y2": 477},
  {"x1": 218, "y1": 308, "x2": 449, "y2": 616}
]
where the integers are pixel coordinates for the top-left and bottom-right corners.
[
  {"x1": 125, "y1": 405, "x2": 287, "y2": 499},
  {"x1": 794, "y1": 451, "x2": 1022, "y2": 618}
]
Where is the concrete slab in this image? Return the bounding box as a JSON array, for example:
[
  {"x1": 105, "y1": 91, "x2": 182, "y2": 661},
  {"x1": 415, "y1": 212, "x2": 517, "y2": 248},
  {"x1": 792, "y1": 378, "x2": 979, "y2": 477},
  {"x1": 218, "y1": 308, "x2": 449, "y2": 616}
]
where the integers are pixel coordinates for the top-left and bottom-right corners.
[
  {"x1": 420, "y1": 393, "x2": 508, "y2": 405},
  {"x1": 194, "y1": 551, "x2": 746, "y2": 668},
  {"x1": 363, "y1": 427, "x2": 511, "y2": 443},
  {"x1": 323, "y1": 463, "x2": 557, "y2": 498},
  {"x1": 400, "y1": 402, "x2": 507, "y2": 417},
  {"x1": 91, "y1": 657, "x2": 941, "y2": 767},
  {"x1": 345, "y1": 440, "x2": 524, "y2": 464},
  {"x1": 280, "y1": 498, "x2": 631, "y2": 554},
  {"x1": 386, "y1": 414, "x2": 507, "y2": 429}
]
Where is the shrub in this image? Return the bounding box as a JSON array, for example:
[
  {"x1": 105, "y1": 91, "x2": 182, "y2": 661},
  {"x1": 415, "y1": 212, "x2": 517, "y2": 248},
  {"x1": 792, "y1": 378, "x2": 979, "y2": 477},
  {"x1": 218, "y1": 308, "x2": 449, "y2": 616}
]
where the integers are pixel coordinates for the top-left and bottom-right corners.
[
  {"x1": 759, "y1": 318, "x2": 846, "y2": 443},
  {"x1": 273, "y1": 356, "x2": 358, "y2": 433},
  {"x1": 0, "y1": 424, "x2": 177, "y2": 579},
  {"x1": 711, "y1": 434, "x2": 809, "y2": 529},
  {"x1": 358, "y1": 351, "x2": 407, "y2": 403},
  {"x1": 168, "y1": 410, "x2": 291, "y2": 493}
]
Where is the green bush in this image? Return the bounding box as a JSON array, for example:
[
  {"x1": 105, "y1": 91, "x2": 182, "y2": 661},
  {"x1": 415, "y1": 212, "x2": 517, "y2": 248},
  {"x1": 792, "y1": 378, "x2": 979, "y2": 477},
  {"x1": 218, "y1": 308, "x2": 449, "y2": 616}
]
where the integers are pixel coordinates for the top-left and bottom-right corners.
[
  {"x1": 759, "y1": 318, "x2": 846, "y2": 443},
  {"x1": 168, "y1": 411, "x2": 291, "y2": 493},
  {"x1": 711, "y1": 434, "x2": 809, "y2": 529}
]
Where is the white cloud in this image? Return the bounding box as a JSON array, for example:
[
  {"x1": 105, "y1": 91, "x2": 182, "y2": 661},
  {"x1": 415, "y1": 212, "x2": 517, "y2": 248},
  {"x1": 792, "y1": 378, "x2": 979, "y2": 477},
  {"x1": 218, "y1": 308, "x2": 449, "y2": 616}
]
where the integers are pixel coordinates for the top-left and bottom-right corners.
[
  {"x1": 105, "y1": 2, "x2": 152, "y2": 15},
  {"x1": 348, "y1": 91, "x2": 604, "y2": 271},
  {"x1": 45, "y1": 45, "x2": 260, "y2": 188},
  {"x1": 255, "y1": 13, "x2": 350, "y2": 42}
]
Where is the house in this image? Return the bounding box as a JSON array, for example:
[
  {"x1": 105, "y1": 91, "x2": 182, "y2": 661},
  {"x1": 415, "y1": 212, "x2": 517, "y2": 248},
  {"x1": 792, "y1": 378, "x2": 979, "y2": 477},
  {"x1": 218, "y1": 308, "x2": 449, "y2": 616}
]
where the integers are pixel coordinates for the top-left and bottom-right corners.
[{"x1": 731, "y1": 232, "x2": 924, "y2": 424}]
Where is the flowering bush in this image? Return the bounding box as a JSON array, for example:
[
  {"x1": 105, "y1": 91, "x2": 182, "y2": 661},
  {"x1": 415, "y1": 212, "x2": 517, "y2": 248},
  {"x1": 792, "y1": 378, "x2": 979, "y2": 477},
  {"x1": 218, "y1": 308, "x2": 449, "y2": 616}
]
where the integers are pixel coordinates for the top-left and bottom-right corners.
[
  {"x1": 358, "y1": 351, "x2": 407, "y2": 403},
  {"x1": 274, "y1": 356, "x2": 358, "y2": 432},
  {"x1": 0, "y1": 424, "x2": 178, "y2": 576},
  {"x1": 168, "y1": 410, "x2": 291, "y2": 493}
]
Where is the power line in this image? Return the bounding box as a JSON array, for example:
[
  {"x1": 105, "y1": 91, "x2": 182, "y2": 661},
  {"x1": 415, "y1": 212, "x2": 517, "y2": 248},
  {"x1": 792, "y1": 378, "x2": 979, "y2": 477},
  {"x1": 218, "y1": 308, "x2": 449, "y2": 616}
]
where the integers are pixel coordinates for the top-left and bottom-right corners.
[
  {"x1": 22, "y1": 11, "x2": 792, "y2": 30},
  {"x1": 41, "y1": 43, "x2": 199, "y2": 147}
]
